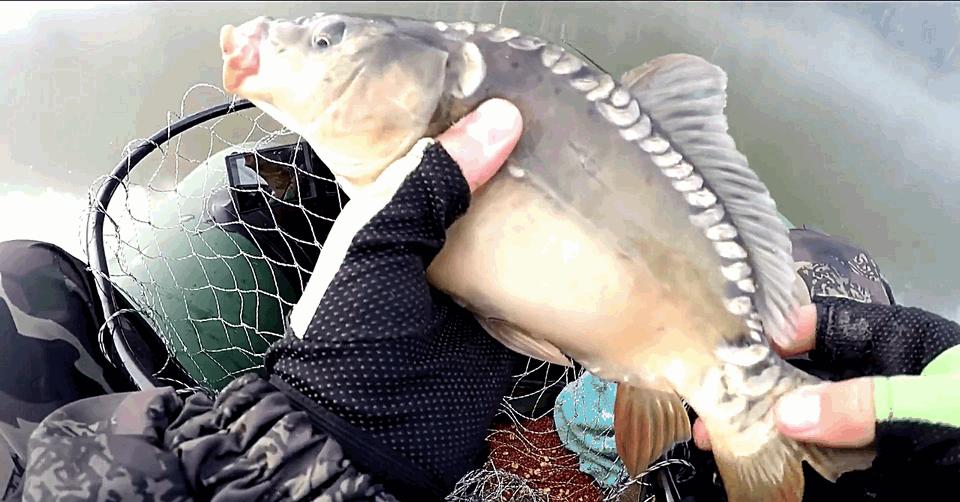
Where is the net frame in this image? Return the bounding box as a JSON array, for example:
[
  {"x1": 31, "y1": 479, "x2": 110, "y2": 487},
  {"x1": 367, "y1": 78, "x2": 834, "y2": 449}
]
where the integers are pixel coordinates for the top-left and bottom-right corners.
[{"x1": 86, "y1": 93, "x2": 258, "y2": 391}]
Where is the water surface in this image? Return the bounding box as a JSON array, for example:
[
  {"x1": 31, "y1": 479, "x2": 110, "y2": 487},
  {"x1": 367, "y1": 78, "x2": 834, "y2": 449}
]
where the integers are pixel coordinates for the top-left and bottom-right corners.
[{"x1": 2, "y1": 1, "x2": 958, "y2": 319}]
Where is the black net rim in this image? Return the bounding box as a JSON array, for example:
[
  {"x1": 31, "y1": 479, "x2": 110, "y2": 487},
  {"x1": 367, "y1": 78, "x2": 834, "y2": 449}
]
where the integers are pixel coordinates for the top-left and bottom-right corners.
[{"x1": 86, "y1": 98, "x2": 255, "y2": 390}]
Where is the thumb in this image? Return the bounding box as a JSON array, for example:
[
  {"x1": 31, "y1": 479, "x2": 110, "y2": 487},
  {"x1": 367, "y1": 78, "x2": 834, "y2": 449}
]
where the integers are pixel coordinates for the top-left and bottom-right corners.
[
  {"x1": 437, "y1": 98, "x2": 523, "y2": 193},
  {"x1": 775, "y1": 377, "x2": 877, "y2": 448}
]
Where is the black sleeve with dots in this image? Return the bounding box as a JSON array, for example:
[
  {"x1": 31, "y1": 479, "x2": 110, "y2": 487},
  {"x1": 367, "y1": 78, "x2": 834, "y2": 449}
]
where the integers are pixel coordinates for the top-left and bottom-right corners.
[{"x1": 264, "y1": 143, "x2": 521, "y2": 500}]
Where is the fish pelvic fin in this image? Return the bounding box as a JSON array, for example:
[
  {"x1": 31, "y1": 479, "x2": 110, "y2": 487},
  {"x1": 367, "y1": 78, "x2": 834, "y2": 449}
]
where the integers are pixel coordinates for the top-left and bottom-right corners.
[
  {"x1": 706, "y1": 369, "x2": 876, "y2": 502},
  {"x1": 475, "y1": 316, "x2": 573, "y2": 367},
  {"x1": 621, "y1": 53, "x2": 799, "y2": 349},
  {"x1": 613, "y1": 379, "x2": 692, "y2": 477}
]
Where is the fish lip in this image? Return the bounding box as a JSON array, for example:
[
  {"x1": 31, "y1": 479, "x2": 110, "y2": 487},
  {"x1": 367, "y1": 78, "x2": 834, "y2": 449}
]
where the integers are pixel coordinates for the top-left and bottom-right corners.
[
  {"x1": 220, "y1": 21, "x2": 267, "y2": 94},
  {"x1": 219, "y1": 24, "x2": 237, "y2": 56}
]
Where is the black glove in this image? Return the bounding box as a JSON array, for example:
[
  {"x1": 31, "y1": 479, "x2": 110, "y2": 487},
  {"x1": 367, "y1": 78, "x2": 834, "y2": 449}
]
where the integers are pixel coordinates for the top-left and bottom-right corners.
[
  {"x1": 801, "y1": 296, "x2": 960, "y2": 500},
  {"x1": 264, "y1": 140, "x2": 522, "y2": 500}
]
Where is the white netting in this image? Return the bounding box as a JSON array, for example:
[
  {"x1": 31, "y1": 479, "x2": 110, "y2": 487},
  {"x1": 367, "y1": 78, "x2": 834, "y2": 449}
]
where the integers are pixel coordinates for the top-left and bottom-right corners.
[
  {"x1": 85, "y1": 84, "x2": 698, "y2": 501},
  {"x1": 85, "y1": 84, "x2": 348, "y2": 393}
]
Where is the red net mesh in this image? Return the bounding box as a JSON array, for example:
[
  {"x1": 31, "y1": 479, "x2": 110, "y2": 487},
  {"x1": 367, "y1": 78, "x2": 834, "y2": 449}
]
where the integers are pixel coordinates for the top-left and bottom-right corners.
[{"x1": 484, "y1": 414, "x2": 604, "y2": 501}]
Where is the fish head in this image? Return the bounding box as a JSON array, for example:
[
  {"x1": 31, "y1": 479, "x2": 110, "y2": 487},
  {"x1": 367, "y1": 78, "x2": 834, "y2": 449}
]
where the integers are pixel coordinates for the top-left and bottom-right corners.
[{"x1": 220, "y1": 13, "x2": 453, "y2": 189}]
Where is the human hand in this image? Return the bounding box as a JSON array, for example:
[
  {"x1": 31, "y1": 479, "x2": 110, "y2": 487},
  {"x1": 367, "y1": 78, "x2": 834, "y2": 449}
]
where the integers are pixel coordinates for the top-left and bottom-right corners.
[
  {"x1": 692, "y1": 297, "x2": 960, "y2": 468},
  {"x1": 266, "y1": 98, "x2": 526, "y2": 497}
]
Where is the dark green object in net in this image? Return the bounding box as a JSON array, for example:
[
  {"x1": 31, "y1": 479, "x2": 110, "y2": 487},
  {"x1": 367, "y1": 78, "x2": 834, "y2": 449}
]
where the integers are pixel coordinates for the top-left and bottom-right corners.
[
  {"x1": 108, "y1": 142, "x2": 312, "y2": 392},
  {"x1": 113, "y1": 225, "x2": 297, "y2": 391}
]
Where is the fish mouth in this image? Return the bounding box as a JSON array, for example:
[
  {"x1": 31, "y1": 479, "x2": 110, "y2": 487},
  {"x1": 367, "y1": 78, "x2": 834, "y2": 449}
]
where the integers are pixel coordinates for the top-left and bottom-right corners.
[{"x1": 220, "y1": 19, "x2": 267, "y2": 94}]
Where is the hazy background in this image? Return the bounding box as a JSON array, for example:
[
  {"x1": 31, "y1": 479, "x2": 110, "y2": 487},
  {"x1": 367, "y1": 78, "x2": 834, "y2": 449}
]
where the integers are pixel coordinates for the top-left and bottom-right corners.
[{"x1": 2, "y1": 1, "x2": 959, "y2": 320}]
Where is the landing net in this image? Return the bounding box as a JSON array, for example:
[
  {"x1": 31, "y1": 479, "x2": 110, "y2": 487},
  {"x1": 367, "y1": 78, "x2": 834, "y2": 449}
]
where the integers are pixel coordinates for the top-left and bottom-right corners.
[{"x1": 86, "y1": 84, "x2": 697, "y2": 501}]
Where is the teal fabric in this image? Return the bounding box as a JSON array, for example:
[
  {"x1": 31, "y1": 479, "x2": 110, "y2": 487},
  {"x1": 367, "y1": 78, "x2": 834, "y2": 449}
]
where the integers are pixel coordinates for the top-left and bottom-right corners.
[{"x1": 553, "y1": 371, "x2": 626, "y2": 488}]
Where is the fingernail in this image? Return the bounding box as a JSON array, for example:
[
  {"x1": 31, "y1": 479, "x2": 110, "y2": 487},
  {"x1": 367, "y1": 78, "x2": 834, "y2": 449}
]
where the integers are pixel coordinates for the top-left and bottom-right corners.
[
  {"x1": 693, "y1": 430, "x2": 710, "y2": 450},
  {"x1": 776, "y1": 389, "x2": 821, "y2": 431},
  {"x1": 463, "y1": 99, "x2": 521, "y2": 156},
  {"x1": 769, "y1": 330, "x2": 796, "y2": 353}
]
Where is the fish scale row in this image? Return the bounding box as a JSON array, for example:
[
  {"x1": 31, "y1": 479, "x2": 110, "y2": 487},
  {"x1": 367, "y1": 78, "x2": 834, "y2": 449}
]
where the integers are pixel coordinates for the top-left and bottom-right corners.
[
  {"x1": 443, "y1": 21, "x2": 764, "y2": 331},
  {"x1": 440, "y1": 21, "x2": 780, "y2": 409},
  {"x1": 515, "y1": 20, "x2": 789, "y2": 425}
]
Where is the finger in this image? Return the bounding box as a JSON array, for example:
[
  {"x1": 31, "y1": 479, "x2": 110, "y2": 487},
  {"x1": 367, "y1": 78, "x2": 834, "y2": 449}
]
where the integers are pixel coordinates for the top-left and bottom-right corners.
[
  {"x1": 289, "y1": 101, "x2": 520, "y2": 339},
  {"x1": 774, "y1": 377, "x2": 876, "y2": 448},
  {"x1": 692, "y1": 418, "x2": 711, "y2": 451},
  {"x1": 437, "y1": 98, "x2": 523, "y2": 193},
  {"x1": 771, "y1": 304, "x2": 818, "y2": 358}
]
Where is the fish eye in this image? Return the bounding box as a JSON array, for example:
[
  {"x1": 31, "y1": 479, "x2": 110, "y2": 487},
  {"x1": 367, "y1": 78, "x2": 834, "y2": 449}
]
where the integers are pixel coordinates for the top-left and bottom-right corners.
[
  {"x1": 312, "y1": 34, "x2": 330, "y2": 49},
  {"x1": 310, "y1": 21, "x2": 345, "y2": 50}
]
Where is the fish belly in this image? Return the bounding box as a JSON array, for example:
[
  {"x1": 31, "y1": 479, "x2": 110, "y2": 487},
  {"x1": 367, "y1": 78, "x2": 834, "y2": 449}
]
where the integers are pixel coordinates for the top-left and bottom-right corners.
[{"x1": 425, "y1": 170, "x2": 740, "y2": 391}]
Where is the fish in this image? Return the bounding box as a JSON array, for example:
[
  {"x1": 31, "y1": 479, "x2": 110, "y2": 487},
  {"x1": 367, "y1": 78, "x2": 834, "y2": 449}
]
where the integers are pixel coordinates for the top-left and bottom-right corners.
[{"x1": 218, "y1": 13, "x2": 877, "y2": 501}]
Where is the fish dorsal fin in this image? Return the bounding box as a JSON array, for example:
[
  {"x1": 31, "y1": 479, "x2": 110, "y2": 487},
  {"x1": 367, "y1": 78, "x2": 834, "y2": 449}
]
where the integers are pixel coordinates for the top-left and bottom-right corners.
[{"x1": 621, "y1": 54, "x2": 798, "y2": 344}]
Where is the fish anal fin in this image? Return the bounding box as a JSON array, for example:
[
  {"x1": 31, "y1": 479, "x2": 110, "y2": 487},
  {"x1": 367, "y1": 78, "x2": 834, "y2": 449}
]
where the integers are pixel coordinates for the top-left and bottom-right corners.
[
  {"x1": 476, "y1": 316, "x2": 573, "y2": 367},
  {"x1": 613, "y1": 379, "x2": 692, "y2": 478},
  {"x1": 712, "y1": 436, "x2": 806, "y2": 502}
]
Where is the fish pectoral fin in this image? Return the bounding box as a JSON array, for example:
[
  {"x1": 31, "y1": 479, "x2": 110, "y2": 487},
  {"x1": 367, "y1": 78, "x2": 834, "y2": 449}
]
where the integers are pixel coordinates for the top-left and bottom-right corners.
[
  {"x1": 476, "y1": 316, "x2": 573, "y2": 367},
  {"x1": 613, "y1": 379, "x2": 692, "y2": 478}
]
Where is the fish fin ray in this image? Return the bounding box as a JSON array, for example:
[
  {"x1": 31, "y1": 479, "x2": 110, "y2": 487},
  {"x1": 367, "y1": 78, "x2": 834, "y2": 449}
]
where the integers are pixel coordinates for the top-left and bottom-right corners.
[
  {"x1": 712, "y1": 433, "x2": 806, "y2": 502},
  {"x1": 613, "y1": 380, "x2": 692, "y2": 477},
  {"x1": 707, "y1": 369, "x2": 876, "y2": 501},
  {"x1": 712, "y1": 429, "x2": 875, "y2": 502},
  {"x1": 622, "y1": 54, "x2": 798, "y2": 344},
  {"x1": 802, "y1": 442, "x2": 877, "y2": 482},
  {"x1": 476, "y1": 316, "x2": 573, "y2": 367}
]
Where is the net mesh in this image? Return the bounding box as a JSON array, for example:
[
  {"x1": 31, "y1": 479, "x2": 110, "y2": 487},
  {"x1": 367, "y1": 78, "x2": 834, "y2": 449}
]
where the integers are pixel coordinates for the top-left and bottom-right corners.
[
  {"x1": 84, "y1": 84, "x2": 346, "y2": 393},
  {"x1": 85, "y1": 84, "x2": 698, "y2": 501}
]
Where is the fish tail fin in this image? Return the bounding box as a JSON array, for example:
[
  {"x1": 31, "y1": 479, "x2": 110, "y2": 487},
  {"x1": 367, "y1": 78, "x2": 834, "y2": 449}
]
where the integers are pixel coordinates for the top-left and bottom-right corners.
[
  {"x1": 712, "y1": 431, "x2": 876, "y2": 502},
  {"x1": 709, "y1": 372, "x2": 876, "y2": 502}
]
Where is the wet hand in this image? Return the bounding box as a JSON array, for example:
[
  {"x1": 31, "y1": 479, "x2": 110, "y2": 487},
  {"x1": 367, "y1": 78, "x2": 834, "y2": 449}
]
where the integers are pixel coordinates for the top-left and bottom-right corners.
[{"x1": 436, "y1": 98, "x2": 523, "y2": 191}]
